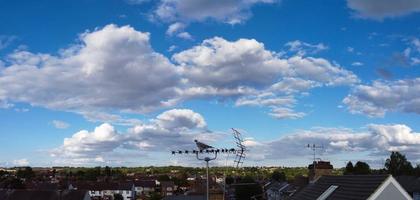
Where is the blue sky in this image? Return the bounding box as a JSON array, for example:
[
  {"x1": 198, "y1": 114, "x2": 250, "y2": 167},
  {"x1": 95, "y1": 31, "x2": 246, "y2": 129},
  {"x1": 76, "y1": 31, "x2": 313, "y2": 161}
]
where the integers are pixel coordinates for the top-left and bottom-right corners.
[{"x1": 0, "y1": 0, "x2": 419, "y2": 168}]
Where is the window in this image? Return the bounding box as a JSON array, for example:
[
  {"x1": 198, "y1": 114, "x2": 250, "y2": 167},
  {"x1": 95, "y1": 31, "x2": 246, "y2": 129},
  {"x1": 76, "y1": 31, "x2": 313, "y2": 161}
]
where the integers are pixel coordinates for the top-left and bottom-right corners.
[{"x1": 317, "y1": 185, "x2": 339, "y2": 200}]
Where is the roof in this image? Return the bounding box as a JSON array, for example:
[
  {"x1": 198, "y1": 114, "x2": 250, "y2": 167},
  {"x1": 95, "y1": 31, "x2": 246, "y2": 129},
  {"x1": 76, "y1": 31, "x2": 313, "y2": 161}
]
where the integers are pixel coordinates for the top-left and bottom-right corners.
[
  {"x1": 396, "y1": 176, "x2": 420, "y2": 193},
  {"x1": 291, "y1": 175, "x2": 389, "y2": 200},
  {"x1": 160, "y1": 181, "x2": 175, "y2": 187},
  {"x1": 264, "y1": 181, "x2": 289, "y2": 191},
  {"x1": 134, "y1": 180, "x2": 156, "y2": 188},
  {"x1": 61, "y1": 190, "x2": 89, "y2": 200},
  {"x1": 163, "y1": 195, "x2": 205, "y2": 200},
  {"x1": 71, "y1": 182, "x2": 133, "y2": 191},
  {"x1": 0, "y1": 189, "x2": 89, "y2": 200}
]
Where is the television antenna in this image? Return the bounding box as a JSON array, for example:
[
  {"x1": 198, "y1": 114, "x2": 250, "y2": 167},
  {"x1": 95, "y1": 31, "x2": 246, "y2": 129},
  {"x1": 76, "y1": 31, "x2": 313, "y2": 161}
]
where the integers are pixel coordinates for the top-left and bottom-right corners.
[
  {"x1": 306, "y1": 144, "x2": 324, "y2": 162},
  {"x1": 232, "y1": 128, "x2": 246, "y2": 168},
  {"x1": 171, "y1": 128, "x2": 247, "y2": 200}
]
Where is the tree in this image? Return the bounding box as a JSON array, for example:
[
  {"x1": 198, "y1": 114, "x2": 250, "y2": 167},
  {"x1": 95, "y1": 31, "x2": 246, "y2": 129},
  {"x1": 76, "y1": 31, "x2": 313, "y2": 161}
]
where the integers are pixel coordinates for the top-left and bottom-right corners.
[
  {"x1": 344, "y1": 161, "x2": 354, "y2": 175},
  {"x1": 271, "y1": 170, "x2": 286, "y2": 182},
  {"x1": 353, "y1": 161, "x2": 371, "y2": 175},
  {"x1": 385, "y1": 151, "x2": 413, "y2": 176},
  {"x1": 414, "y1": 165, "x2": 420, "y2": 177},
  {"x1": 104, "y1": 166, "x2": 112, "y2": 177},
  {"x1": 157, "y1": 174, "x2": 170, "y2": 181},
  {"x1": 225, "y1": 176, "x2": 234, "y2": 185},
  {"x1": 235, "y1": 176, "x2": 263, "y2": 200},
  {"x1": 16, "y1": 167, "x2": 35, "y2": 180},
  {"x1": 113, "y1": 193, "x2": 124, "y2": 200}
]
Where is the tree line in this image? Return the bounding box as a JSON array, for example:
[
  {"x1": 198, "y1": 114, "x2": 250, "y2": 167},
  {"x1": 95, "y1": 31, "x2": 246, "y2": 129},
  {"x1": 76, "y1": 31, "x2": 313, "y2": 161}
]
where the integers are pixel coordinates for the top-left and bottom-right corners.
[{"x1": 344, "y1": 151, "x2": 420, "y2": 176}]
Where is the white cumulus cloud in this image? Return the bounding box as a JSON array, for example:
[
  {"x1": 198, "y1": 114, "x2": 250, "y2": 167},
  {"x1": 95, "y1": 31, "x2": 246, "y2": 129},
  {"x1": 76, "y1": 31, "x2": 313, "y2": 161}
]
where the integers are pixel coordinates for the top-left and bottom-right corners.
[{"x1": 343, "y1": 78, "x2": 420, "y2": 117}]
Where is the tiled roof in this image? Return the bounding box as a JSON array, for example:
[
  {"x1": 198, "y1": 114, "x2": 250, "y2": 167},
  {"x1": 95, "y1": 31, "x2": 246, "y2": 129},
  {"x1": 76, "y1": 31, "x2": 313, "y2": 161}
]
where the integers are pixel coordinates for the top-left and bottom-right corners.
[
  {"x1": 291, "y1": 175, "x2": 389, "y2": 200},
  {"x1": 71, "y1": 181, "x2": 132, "y2": 191},
  {"x1": 395, "y1": 176, "x2": 420, "y2": 193},
  {"x1": 0, "y1": 189, "x2": 89, "y2": 200},
  {"x1": 133, "y1": 180, "x2": 156, "y2": 188}
]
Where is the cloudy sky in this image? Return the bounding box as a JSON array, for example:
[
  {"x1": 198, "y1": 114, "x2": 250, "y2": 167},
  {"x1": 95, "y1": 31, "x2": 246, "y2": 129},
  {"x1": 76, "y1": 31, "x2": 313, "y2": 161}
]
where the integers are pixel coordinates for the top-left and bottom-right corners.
[{"x1": 0, "y1": 0, "x2": 419, "y2": 168}]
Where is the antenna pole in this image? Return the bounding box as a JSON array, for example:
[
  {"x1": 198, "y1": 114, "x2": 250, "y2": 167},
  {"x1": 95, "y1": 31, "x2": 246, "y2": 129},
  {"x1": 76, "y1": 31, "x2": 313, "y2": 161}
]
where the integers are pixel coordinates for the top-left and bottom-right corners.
[
  {"x1": 197, "y1": 152, "x2": 217, "y2": 200},
  {"x1": 206, "y1": 158, "x2": 209, "y2": 200}
]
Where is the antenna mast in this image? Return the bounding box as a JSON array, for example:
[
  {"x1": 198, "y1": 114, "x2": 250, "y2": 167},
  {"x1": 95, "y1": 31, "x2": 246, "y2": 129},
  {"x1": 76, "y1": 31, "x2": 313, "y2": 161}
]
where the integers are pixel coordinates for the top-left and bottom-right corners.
[{"x1": 306, "y1": 144, "x2": 324, "y2": 162}]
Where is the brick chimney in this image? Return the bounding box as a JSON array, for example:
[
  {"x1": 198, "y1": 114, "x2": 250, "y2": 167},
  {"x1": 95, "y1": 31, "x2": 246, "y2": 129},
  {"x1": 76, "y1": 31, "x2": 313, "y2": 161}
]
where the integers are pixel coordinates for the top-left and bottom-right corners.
[{"x1": 308, "y1": 161, "x2": 333, "y2": 182}]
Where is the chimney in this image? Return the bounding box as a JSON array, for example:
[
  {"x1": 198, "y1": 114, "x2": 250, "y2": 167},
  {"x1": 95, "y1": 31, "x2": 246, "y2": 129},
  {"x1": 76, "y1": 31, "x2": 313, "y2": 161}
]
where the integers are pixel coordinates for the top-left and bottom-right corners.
[{"x1": 308, "y1": 161, "x2": 333, "y2": 182}]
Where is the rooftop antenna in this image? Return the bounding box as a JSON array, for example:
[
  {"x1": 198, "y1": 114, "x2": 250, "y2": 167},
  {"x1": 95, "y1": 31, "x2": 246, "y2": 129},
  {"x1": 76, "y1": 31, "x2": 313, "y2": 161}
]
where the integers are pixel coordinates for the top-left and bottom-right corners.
[
  {"x1": 232, "y1": 128, "x2": 246, "y2": 168},
  {"x1": 171, "y1": 130, "x2": 246, "y2": 200},
  {"x1": 306, "y1": 144, "x2": 324, "y2": 163}
]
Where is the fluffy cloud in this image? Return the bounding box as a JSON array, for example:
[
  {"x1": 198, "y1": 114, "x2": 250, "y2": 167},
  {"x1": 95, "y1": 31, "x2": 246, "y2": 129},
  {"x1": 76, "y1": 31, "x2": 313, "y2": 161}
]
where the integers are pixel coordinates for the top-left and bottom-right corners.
[
  {"x1": 51, "y1": 123, "x2": 122, "y2": 158},
  {"x1": 343, "y1": 78, "x2": 420, "y2": 117},
  {"x1": 153, "y1": 0, "x2": 277, "y2": 25},
  {"x1": 51, "y1": 109, "x2": 220, "y2": 164},
  {"x1": 52, "y1": 120, "x2": 70, "y2": 129},
  {"x1": 0, "y1": 24, "x2": 180, "y2": 114},
  {"x1": 155, "y1": 109, "x2": 206, "y2": 130},
  {"x1": 0, "y1": 25, "x2": 358, "y2": 120},
  {"x1": 347, "y1": 0, "x2": 420, "y2": 20},
  {"x1": 166, "y1": 22, "x2": 192, "y2": 40},
  {"x1": 174, "y1": 37, "x2": 358, "y2": 119},
  {"x1": 174, "y1": 37, "x2": 358, "y2": 89}
]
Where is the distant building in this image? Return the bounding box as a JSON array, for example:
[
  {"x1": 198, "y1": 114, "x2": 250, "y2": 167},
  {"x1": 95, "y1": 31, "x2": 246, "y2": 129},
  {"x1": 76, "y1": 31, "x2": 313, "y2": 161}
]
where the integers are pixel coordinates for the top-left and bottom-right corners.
[{"x1": 291, "y1": 175, "x2": 412, "y2": 200}]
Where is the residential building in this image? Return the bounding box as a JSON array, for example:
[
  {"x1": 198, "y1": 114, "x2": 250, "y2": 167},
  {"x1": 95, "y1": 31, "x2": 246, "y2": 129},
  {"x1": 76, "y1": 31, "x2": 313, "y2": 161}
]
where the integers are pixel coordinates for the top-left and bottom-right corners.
[
  {"x1": 133, "y1": 180, "x2": 157, "y2": 196},
  {"x1": 291, "y1": 175, "x2": 412, "y2": 200}
]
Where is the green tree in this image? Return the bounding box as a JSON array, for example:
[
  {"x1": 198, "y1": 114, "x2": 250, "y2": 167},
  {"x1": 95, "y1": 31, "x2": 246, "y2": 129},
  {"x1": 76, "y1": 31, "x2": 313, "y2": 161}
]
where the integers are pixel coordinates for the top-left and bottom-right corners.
[
  {"x1": 353, "y1": 161, "x2": 371, "y2": 175},
  {"x1": 414, "y1": 165, "x2": 420, "y2": 177},
  {"x1": 385, "y1": 151, "x2": 413, "y2": 176},
  {"x1": 271, "y1": 170, "x2": 286, "y2": 182},
  {"x1": 344, "y1": 161, "x2": 354, "y2": 175},
  {"x1": 225, "y1": 176, "x2": 234, "y2": 185},
  {"x1": 157, "y1": 174, "x2": 170, "y2": 181},
  {"x1": 235, "y1": 176, "x2": 263, "y2": 200},
  {"x1": 104, "y1": 166, "x2": 112, "y2": 177},
  {"x1": 16, "y1": 167, "x2": 35, "y2": 180}
]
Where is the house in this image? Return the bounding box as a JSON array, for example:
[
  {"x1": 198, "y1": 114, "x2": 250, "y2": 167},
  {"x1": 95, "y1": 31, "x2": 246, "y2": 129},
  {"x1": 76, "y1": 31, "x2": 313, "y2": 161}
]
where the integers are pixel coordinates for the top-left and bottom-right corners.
[
  {"x1": 71, "y1": 182, "x2": 135, "y2": 200},
  {"x1": 264, "y1": 181, "x2": 289, "y2": 200},
  {"x1": 291, "y1": 175, "x2": 412, "y2": 200},
  {"x1": 160, "y1": 181, "x2": 176, "y2": 196},
  {"x1": 396, "y1": 176, "x2": 420, "y2": 200},
  {"x1": 0, "y1": 189, "x2": 91, "y2": 200},
  {"x1": 133, "y1": 180, "x2": 157, "y2": 197}
]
